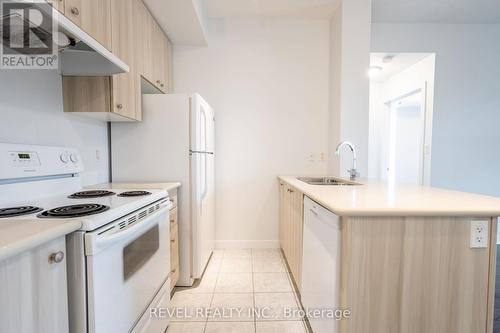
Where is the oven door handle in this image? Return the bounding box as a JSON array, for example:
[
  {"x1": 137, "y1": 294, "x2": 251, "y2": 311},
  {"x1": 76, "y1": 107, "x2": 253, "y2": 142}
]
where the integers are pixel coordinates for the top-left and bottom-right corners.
[{"x1": 85, "y1": 203, "x2": 171, "y2": 255}]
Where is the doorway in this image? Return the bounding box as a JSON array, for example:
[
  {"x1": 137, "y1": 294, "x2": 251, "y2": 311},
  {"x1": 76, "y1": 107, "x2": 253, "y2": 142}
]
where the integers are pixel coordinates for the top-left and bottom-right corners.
[
  {"x1": 368, "y1": 53, "x2": 435, "y2": 186},
  {"x1": 387, "y1": 89, "x2": 425, "y2": 185}
]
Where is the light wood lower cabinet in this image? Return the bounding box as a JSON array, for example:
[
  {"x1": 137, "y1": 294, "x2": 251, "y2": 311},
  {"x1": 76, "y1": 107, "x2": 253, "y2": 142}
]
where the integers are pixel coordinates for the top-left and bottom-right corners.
[
  {"x1": 0, "y1": 237, "x2": 68, "y2": 333},
  {"x1": 339, "y1": 216, "x2": 496, "y2": 333},
  {"x1": 169, "y1": 192, "x2": 180, "y2": 290},
  {"x1": 279, "y1": 182, "x2": 304, "y2": 291}
]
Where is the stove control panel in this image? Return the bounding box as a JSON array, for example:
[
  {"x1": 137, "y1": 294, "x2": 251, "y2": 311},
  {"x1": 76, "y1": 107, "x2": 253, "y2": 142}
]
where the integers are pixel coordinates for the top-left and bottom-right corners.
[
  {"x1": 0, "y1": 143, "x2": 84, "y2": 180},
  {"x1": 9, "y1": 151, "x2": 41, "y2": 168}
]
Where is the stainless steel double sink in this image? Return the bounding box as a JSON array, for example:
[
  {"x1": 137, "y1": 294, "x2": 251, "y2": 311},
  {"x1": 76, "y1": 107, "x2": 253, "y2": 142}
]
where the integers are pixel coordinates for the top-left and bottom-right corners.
[{"x1": 297, "y1": 177, "x2": 361, "y2": 186}]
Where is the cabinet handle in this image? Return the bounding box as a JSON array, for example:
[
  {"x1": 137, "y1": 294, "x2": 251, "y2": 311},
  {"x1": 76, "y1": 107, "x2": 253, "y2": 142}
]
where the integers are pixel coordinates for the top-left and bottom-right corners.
[
  {"x1": 171, "y1": 238, "x2": 175, "y2": 243},
  {"x1": 70, "y1": 7, "x2": 79, "y2": 15},
  {"x1": 156, "y1": 80, "x2": 161, "y2": 84},
  {"x1": 171, "y1": 268, "x2": 177, "y2": 274},
  {"x1": 116, "y1": 103, "x2": 123, "y2": 110},
  {"x1": 49, "y1": 251, "x2": 65, "y2": 264},
  {"x1": 170, "y1": 219, "x2": 175, "y2": 223}
]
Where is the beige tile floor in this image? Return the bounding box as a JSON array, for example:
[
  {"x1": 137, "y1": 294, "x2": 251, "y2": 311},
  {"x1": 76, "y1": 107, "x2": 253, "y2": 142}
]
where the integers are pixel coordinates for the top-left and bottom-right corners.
[{"x1": 167, "y1": 249, "x2": 308, "y2": 333}]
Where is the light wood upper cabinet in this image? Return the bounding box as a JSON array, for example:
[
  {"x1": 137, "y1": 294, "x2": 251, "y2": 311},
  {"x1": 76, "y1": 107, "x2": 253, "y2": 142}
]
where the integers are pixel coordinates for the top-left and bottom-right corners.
[
  {"x1": 134, "y1": 0, "x2": 153, "y2": 81},
  {"x1": 164, "y1": 38, "x2": 172, "y2": 92},
  {"x1": 134, "y1": 2, "x2": 170, "y2": 93},
  {"x1": 110, "y1": 0, "x2": 138, "y2": 120},
  {"x1": 152, "y1": 22, "x2": 167, "y2": 93},
  {"x1": 62, "y1": 0, "x2": 172, "y2": 121},
  {"x1": 63, "y1": 0, "x2": 138, "y2": 121},
  {"x1": 64, "y1": 0, "x2": 112, "y2": 50}
]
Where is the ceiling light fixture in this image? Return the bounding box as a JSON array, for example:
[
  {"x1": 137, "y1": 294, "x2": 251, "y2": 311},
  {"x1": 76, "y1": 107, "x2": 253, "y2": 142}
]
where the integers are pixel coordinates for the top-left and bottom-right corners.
[{"x1": 382, "y1": 55, "x2": 395, "y2": 63}]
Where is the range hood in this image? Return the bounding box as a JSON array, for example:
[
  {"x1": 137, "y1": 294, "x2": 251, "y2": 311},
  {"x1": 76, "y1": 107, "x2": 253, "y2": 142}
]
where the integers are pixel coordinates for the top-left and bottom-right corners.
[{"x1": 1, "y1": 3, "x2": 128, "y2": 76}]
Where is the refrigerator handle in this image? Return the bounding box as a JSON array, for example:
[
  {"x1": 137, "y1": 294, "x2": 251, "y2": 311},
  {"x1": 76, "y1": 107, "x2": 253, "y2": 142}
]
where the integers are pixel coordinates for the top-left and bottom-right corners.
[
  {"x1": 201, "y1": 107, "x2": 208, "y2": 201},
  {"x1": 202, "y1": 153, "x2": 208, "y2": 200}
]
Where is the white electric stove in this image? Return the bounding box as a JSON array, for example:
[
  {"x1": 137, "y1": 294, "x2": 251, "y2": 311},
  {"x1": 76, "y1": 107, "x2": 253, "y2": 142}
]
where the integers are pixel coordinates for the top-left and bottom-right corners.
[{"x1": 0, "y1": 143, "x2": 172, "y2": 333}]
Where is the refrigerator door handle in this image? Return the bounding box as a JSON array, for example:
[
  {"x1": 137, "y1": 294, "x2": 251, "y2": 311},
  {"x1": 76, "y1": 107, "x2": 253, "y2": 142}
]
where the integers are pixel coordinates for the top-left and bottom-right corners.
[{"x1": 202, "y1": 153, "x2": 208, "y2": 200}]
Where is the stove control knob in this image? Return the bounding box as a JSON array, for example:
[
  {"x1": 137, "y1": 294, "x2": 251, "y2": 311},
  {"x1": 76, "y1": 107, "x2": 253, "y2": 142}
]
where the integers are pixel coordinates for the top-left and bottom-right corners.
[
  {"x1": 60, "y1": 153, "x2": 69, "y2": 163},
  {"x1": 70, "y1": 154, "x2": 79, "y2": 163}
]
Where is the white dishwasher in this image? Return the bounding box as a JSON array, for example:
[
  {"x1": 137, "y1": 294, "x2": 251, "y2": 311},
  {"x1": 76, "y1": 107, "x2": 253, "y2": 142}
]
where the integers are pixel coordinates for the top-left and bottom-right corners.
[{"x1": 301, "y1": 196, "x2": 341, "y2": 333}]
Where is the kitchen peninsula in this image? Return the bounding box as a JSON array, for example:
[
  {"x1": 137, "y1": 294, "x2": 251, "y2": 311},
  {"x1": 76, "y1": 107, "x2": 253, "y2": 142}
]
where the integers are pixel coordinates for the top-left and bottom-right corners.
[{"x1": 278, "y1": 176, "x2": 500, "y2": 333}]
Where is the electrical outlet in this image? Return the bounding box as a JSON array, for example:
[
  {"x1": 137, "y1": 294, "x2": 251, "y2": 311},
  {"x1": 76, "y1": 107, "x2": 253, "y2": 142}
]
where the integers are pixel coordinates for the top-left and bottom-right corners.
[{"x1": 470, "y1": 220, "x2": 489, "y2": 248}]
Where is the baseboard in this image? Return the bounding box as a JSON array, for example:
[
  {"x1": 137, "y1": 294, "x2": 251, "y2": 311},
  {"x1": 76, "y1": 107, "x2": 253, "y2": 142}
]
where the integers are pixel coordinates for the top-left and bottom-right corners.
[{"x1": 215, "y1": 240, "x2": 280, "y2": 249}]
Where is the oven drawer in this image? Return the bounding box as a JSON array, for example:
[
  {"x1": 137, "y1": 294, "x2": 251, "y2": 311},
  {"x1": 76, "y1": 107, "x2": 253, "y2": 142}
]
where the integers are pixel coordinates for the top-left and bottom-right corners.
[{"x1": 132, "y1": 276, "x2": 171, "y2": 333}]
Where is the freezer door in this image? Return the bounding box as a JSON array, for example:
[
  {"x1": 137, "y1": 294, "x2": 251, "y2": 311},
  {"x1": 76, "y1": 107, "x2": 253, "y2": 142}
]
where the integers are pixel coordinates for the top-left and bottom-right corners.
[
  {"x1": 191, "y1": 94, "x2": 215, "y2": 153},
  {"x1": 190, "y1": 152, "x2": 215, "y2": 279}
]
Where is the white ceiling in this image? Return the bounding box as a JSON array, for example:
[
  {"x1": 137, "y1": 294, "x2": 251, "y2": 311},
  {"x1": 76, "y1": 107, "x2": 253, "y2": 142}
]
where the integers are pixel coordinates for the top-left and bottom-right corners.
[
  {"x1": 372, "y1": 0, "x2": 500, "y2": 24},
  {"x1": 369, "y1": 53, "x2": 432, "y2": 82},
  {"x1": 201, "y1": 0, "x2": 341, "y2": 19},
  {"x1": 144, "y1": 0, "x2": 208, "y2": 46}
]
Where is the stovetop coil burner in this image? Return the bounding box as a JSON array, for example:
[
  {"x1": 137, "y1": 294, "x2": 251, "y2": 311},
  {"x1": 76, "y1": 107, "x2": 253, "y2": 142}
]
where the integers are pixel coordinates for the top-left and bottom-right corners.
[
  {"x1": 0, "y1": 206, "x2": 43, "y2": 218},
  {"x1": 117, "y1": 191, "x2": 152, "y2": 197},
  {"x1": 38, "y1": 204, "x2": 110, "y2": 218},
  {"x1": 68, "y1": 190, "x2": 116, "y2": 199}
]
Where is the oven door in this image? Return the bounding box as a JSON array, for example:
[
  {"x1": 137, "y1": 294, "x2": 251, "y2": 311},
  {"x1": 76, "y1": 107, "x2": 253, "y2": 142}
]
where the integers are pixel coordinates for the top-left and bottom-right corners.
[{"x1": 85, "y1": 200, "x2": 171, "y2": 333}]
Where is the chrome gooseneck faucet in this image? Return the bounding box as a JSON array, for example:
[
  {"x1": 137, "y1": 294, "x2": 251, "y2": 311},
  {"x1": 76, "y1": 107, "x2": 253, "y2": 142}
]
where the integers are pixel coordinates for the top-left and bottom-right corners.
[{"x1": 335, "y1": 141, "x2": 360, "y2": 180}]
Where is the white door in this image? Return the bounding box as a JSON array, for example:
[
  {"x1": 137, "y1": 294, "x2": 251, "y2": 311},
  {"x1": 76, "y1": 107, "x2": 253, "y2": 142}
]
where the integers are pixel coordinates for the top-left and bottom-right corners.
[{"x1": 388, "y1": 90, "x2": 426, "y2": 185}]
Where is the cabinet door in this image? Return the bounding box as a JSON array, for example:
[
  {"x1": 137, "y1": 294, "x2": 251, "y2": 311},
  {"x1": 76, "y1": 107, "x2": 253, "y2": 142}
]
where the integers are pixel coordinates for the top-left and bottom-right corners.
[
  {"x1": 63, "y1": 76, "x2": 112, "y2": 113},
  {"x1": 291, "y1": 189, "x2": 304, "y2": 289},
  {"x1": 0, "y1": 237, "x2": 68, "y2": 333},
  {"x1": 133, "y1": 0, "x2": 153, "y2": 82},
  {"x1": 279, "y1": 183, "x2": 285, "y2": 251},
  {"x1": 279, "y1": 184, "x2": 304, "y2": 291},
  {"x1": 64, "y1": 0, "x2": 112, "y2": 50},
  {"x1": 151, "y1": 22, "x2": 167, "y2": 92},
  {"x1": 163, "y1": 37, "x2": 171, "y2": 92},
  {"x1": 170, "y1": 219, "x2": 180, "y2": 290},
  {"x1": 110, "y1": 0, "x2": 138, "y2": 120},
  {"x1": 47, "y1": 0, "x2": 65, "y2": 13}
]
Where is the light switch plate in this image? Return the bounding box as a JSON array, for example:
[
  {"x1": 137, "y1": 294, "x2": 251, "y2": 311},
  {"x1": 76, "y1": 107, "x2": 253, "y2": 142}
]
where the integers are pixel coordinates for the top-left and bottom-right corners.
[{"x1": 470, "y1": 220, "x2": 489, "y2": 248}]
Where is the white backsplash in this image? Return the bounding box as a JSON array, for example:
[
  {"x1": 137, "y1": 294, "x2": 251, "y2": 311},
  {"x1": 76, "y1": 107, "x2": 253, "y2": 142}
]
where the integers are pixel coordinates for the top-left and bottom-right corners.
[{"x1": 0, "y1": 70, "x2": 110, "y2": 186}]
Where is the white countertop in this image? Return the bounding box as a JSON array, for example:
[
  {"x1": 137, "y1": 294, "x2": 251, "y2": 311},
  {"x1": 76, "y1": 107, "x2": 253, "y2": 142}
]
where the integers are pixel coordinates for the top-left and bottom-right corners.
[
  {"x1": 90, "y1": 182, "x2": 181, "y2": 192},
  {"x1": 279, "y1": 176, "x2": 500, "y2": 217},
  {"x1": 0, "y1": 219, "x2": 81, "y2": 262}
]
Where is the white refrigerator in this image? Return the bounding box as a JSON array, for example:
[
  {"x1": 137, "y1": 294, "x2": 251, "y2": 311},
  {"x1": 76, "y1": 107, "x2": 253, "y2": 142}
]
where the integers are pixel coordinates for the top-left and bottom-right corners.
[{"x1": 111, "y1": 93, "x2": 215, "y2": 286}]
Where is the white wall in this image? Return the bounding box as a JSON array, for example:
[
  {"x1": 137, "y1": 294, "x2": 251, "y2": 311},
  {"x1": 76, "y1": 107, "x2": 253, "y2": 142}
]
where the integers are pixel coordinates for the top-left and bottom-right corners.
[
  {"x1": 328, "y1": 0, "x2": 371, "y2": 178},
  {"x1": 368, "y1": 55, "x2": 435, "y2": 184},
  {"x1": 173, "y1": 18, "x2": 330, "y2": 248},
  {"x1": 0, "y1": 70, "x2": 110, "y2": 186},
  {"x1": 372, "y1": 24, "x2": 500, "y2": 196}
]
